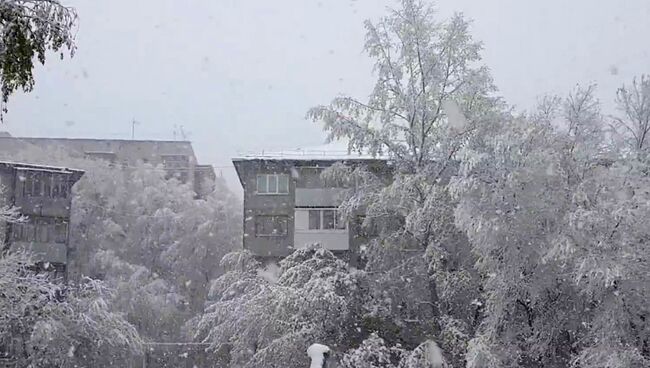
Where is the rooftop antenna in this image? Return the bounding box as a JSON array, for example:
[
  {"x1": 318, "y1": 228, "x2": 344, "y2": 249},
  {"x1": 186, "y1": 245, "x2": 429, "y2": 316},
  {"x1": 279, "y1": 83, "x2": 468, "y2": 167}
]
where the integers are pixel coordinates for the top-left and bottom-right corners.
[
  {"x1": 179, "y1": 125, "x2": 187, "y2": 140},
  {"x1": 131, "y1": 119, "x2": 140, "y2": 140}
]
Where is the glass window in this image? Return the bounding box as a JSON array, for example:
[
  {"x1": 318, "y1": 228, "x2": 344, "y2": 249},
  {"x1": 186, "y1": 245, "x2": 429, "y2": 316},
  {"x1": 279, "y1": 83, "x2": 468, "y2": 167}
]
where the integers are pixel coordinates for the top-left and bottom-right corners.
[
  {"x1": 54, "y1": 222, "x2": 68, "y2": 244},
  {"x1": 323, "y1": 210, "x2": 335, "y2": 230},
  {"x1": 162, "y1": 155, "x2": 189, "y2": 169},
  {"x1": 53, "y1": 175, "x2": 70, "y2": 198},
  {"x1": 51, "y1": 176, "x2": 60, "y2": 198},
  {"x1": 309, "y1": 210, "x2": 321, "y2": 230},
  {"x1": 32, "y1": 173, "x2": 43, "y2": 197},
  {"x1": 257, "y1": 175, "x2": 267, "y2": 194},
  {"x1": 278, "y1": 175, "x2": 289, "y2": 193},
  {"x1": 42, "y1": 175, "x2": 51, "y2": 198},
  {"x1": 273, "y1": 216, "x2": 288, "y2": 236},
  {"x1": 336, "y1": 211, "x2": 346, "y2": 229},
  {"x1": 268, "y1": 175, "x2": 277, "y2": 193},
  {"x1": 255, "y1": 215, "x2": 288, "y2": 236},
  {"x1": 23, "y1": 173, "x2": 37, "y2": 196},
  {"x1": 36, "y1": 221, "x2": 49, "y2": 243},
  {"x1": 60, "y1": 180, "x2": 68, "y2": 198},
  {"x1": 22, "y1": 173, "x2": 33, "y2": 196},
  {"x1": 256, "y1": 174, "x2": 289, "y2": 194},
  {"x1": 178, "y1": 171, "x2": 189, "y2": 183},
  {"x1": 24, "y1": 223, "x2": 35, "y2": 242},
  {"x1": 255, "y1": 215, "x2": 270, "y2": 235}
]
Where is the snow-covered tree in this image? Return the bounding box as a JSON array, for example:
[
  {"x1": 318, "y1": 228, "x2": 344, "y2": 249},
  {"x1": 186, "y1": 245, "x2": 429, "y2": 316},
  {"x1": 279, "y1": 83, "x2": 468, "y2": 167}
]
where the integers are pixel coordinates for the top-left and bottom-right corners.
[
  {"x1": 194, "y1": 248, "x2": 371, "y2": 368},
  {"x1": 0, "y1": 0, "x2": 77, "y2": 117},
  {"x1": 1, "y1": 145, "x2": 241, "y2": 362},
  {"x1": 0, "y1": 251, "x2": 142, "y2": 367},
  {"x1": 308, "y1": 0, "x2": 497, "y2": 363},
  {"x1": 452, "y1": 84, "x2": 650, "y2": 367},
  {"x1": 341, "y1": 333, "x2": 405, "y2": 368},
  {"x1": 613, "y1": 75, "x2": 650, "y2": 152},
  {"x1": 0, "y1": 183, "x2": 25, "y2": 245}
]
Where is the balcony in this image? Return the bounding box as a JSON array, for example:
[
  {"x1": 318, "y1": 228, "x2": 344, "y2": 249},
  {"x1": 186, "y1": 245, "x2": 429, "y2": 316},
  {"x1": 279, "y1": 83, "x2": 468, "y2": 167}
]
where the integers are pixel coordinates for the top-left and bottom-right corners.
[
  {"x1": 14, "y1": 197, "x2": 70, "y2": 217},
  {"x1": 293, "y1": 208, "x2": 349, "y2": 251},
  {"x1": 10, "y1": 242, "x2": 67, "y2": 264},
  {"x1": 294, "y1": 231, "x2": 349, "y2": 251},
  {"x1": 295, "y1": 188, "x2": 347, "y2": 207}
]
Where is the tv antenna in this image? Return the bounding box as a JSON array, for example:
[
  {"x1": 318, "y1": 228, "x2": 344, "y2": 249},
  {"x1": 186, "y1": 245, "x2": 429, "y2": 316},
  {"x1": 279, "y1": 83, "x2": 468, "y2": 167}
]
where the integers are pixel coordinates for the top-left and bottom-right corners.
[{"x1": 131, "y1": 119, "x2": 140, "y2": 140}]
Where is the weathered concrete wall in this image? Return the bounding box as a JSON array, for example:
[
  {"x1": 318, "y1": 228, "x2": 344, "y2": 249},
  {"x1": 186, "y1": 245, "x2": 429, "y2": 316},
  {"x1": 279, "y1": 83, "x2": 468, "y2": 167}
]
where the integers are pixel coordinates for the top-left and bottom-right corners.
[
  {"x1": 235, "y1": 160, "x2": 296, "y2": 257},
  {"x1": 0, "y1": 162, "x2": 83, "y2": 279},
  {"x1": 233, "y1": 158, "x2": 391, "y2": 263}
]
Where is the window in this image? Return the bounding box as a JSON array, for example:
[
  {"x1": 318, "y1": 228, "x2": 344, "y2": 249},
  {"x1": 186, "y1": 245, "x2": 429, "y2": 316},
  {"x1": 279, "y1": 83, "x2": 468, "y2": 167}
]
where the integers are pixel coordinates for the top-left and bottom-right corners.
[
  {"x1": 84, "y1": 151, "x2": 117, "y2": 163},
  {"x1": 42, "y1": 176, "x2": 51, "y2": 197},
  {"x1": 36, "y1": 219, "x2": 49, "y2": 243},
  {"x1": 59, "y1": 177, "x2": 69, "y2": 198},
  {"x1": 23, "y1": 172, "x2": 40, "y2": 196},
  {"x1": 162, "y1": 154, "x2": 189, "y2": 169},
  {"x1": 323, "y1": 209, "x2": 335, "y2": 230},
  {"x1": 167, "y1": 170, "x2": 189, "y2": 183},
  {"x1": 336, "y1": 211, "x2": 346, "y2": 230},
  {"x1": 255, "y1": 215, "x2": 288, "y2": 236},
  {"x1": 51, "y1": 179, "x2": 60, "y2": 197},
  {"x1": 256, "y1": 174, "x2": 289, "y2": 194},
  {"x1": 309, "y1": 210, "x2": 321, "y2": 230},
  {"x1": 12, "y1": 218, "x2": 68, "y2": 243},
  {"x1": 22, "y1": 172, "x2": 69, "y2": 198},
  {"x1": 54, "y1": 222, "x2": 68, "y2": 243},
  {"x1": 52, "y1": 175, "x2": 69, "y2": 199},
  {"x1": 13, "y1": 222, "x2": 35, "y2": 242},
  {"x1": 257, "y1": 175, "x2": 267, "y2": 193},
  {"x1": 303, "y1": 209, "x2": 346, "y2": 231}
]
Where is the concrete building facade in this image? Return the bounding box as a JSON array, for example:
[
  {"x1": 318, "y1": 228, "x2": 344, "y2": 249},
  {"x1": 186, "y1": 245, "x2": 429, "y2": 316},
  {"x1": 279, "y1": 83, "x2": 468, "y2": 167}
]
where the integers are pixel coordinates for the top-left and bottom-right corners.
[
  {"x1": 0, "y1": 135, "x2": 216, "y2": 198},
  {"x1": 233, "y1": 146, "x2": 389, "y2": 264},
  {"x1": 0, "y1": 161, "x2": 84, "y2": 281}
]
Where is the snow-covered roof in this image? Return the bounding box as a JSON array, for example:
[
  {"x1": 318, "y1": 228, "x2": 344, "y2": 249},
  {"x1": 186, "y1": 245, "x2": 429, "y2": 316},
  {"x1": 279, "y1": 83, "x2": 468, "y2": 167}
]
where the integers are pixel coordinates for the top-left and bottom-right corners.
[
  {"x1": 16, "y1": 167, "x2": 76, "y2": 174},
  {"x1": 233, "y1": 140, "x2": 387, "y2": 161},
  {"x1": 0, "y1": 160, "x2": 84, "y2": 174}
]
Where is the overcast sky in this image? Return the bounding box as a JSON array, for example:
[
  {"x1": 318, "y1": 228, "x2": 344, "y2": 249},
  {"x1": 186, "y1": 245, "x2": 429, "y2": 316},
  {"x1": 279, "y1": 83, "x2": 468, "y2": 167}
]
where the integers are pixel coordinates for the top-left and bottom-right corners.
[{"x1": 3, "y1": 0, "x2": 650, "y2": 190}]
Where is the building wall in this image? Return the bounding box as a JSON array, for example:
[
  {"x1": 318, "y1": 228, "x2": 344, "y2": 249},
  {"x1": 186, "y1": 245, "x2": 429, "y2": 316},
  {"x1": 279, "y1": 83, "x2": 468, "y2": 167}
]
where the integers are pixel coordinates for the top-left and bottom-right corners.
[
  {"x1": 0, "y1": 138, "x2": 196, "y2": 166},
  {"x1": 237, "y1": 160, "x2": 296, "y2": 257},
  {"x1": 234, "y1": 159, "x2": 390, "y2": 263},
  {"x1": 0, "y1": 168, "x2": 15, "y2": 247},
  {"x1": 0, "y1": 136, "x2": 215, "y2": 198},
  {"x1": 0, "y1": 163, "x2": 83, "y2": 281}
]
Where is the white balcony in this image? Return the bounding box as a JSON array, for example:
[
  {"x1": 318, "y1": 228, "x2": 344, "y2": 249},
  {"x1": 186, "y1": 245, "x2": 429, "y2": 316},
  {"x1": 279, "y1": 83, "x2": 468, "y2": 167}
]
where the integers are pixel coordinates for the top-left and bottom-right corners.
[{"x1": 294, "y1": 208, "x2": 349, "y2": 250}]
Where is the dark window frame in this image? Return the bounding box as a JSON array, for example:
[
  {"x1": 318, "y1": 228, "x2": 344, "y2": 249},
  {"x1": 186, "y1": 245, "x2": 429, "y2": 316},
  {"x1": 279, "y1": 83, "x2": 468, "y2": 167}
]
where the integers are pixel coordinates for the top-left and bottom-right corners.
[{"x1": 254, "y1": 215, "x2": 289, "y2": 237}]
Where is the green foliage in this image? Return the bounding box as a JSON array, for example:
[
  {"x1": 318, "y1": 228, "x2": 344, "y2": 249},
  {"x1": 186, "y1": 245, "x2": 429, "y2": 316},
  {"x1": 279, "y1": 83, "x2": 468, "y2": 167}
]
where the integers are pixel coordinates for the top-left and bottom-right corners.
[{"x1": 0, "y1": 0, "x2": 77, "y2": 117}]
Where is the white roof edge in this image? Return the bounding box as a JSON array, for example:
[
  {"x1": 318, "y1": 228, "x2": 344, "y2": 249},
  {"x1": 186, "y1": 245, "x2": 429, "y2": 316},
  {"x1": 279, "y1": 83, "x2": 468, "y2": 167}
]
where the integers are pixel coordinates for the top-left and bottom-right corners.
[
  {"x1": 232, "y1": 155, "x2": 386, "y2": 161},
  {"x1": 0, "y1": 160, "x2": 84, "y2": 173},
  {"x1": 16, "y1": 167, "x2": 75, "y2": 174},
  {"x1": 233, "y1": 141, "x2": 389, "y2": 161}
]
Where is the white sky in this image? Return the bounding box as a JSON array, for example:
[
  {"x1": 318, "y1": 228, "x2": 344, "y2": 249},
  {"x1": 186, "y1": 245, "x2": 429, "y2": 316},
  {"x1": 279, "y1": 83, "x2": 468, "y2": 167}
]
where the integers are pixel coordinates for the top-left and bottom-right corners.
[{"x1": 3, "y1": 0, "x2": 650, "y2": 191}]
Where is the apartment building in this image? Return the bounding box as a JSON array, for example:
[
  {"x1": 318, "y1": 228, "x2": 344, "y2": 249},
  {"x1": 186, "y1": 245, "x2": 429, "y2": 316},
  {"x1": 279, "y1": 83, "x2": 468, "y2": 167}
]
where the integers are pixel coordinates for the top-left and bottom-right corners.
[
  {"x1": 0, "y1": 161, "x2": 84, "y2": 281},
  {"x1": 0, "y1": 134, "x2": 216, "y2": 198},
  {"x1": 233, "y1": 145, "x2": 389, "y2": 264}
]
